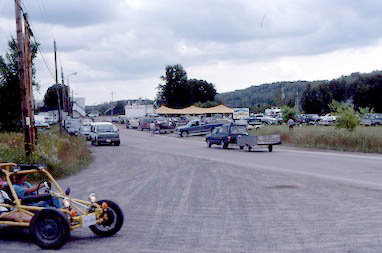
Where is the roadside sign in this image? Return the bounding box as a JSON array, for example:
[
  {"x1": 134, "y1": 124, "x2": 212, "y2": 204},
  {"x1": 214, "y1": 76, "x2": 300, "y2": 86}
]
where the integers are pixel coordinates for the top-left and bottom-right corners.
[{"x1": 233, "y1": 108, "x2": 249, "y2": 120}]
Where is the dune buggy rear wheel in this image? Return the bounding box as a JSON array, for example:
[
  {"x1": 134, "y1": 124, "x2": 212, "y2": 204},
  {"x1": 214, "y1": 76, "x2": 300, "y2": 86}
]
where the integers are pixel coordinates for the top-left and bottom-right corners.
[
  {"x1": 30, "y1": 209, "x2": 70, "y2": 249},
  {"x1": 90, "y1": 200, "x2": 124, "y2": 237}
]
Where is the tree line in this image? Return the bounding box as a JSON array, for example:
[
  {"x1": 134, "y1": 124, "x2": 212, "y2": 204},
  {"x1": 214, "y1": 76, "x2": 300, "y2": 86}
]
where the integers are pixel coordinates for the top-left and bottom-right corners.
[{"x1": 301, "y1": 71, "x2": 382, "y2": 114}]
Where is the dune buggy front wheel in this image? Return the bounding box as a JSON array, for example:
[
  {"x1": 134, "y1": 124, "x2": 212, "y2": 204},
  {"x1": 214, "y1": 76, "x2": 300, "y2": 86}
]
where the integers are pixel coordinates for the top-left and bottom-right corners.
[
  {"x1": 90, "y1": 200, "x2": 124, "y2": 237},
  {"x1": 30, "y1": 209, "x2": 70, "y2": 249}
]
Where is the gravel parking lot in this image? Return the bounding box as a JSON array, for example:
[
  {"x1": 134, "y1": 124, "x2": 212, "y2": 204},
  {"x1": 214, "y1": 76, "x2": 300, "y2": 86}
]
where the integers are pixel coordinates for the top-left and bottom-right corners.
[{"x1": 2, "y1": 125, "x2": 382, "y2": 252}]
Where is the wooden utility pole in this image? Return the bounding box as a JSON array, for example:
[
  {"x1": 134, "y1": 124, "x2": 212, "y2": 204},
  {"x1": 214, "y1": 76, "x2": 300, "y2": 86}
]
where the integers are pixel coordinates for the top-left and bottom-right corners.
[
  {"x1": 14, "y1": 0, "x2": 32, "y2": 156},
  {"x1": 61, "y1": 66, "x2": 68, "y2": 113},
  {"x1": 54, "y1": 41, "x2": 63, "y2": 131},
  {"x1": 23, "y1": 13, "x2": 36, "y2": 150}
]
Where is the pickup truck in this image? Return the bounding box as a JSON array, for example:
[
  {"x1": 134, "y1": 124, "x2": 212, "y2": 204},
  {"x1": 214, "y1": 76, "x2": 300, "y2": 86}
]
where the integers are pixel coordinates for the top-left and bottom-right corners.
[
  {"x1": 206, "y1": 123, "x2": 281, "y2": 151},
  {"x1": 176, "y1": 120, "x2": 223, "y2": 137}
]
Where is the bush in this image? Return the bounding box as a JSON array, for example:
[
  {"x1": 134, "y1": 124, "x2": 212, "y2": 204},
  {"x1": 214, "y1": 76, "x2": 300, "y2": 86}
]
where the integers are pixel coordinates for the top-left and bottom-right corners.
[
  {"x1": 329, "y1": 101, "x2": 359, "y2": 131},
  {"x1": 0, "y1": 126, "x2": 92, "y2": 180},
  {"x1": 281, "y1": 106, "x2": 296, "y2": 122}
]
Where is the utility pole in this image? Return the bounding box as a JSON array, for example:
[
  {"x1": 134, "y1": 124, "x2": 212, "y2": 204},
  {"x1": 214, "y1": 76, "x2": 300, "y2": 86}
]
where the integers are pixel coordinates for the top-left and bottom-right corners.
[
  {"x1": 54, "y1": 41, "x2": 62, "y2": 132},
  {"x1": 14, "y1": 0, "x2": 32, "y2": 156},
  {"x1": 23, "y1": 13, "x2": 36, "y2": 150},
  {"x1": 61, "y1": 66, "x2": 68, "y2": 114}
]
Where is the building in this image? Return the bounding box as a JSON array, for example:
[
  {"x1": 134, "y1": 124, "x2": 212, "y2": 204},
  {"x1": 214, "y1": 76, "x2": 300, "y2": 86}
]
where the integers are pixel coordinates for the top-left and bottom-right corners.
[
  {"x1": 124, "y1": 102, "x2": 155, "y2": 118},
  {"x1": 73, "y1": 97, "x2": 86, "y2": 118}
]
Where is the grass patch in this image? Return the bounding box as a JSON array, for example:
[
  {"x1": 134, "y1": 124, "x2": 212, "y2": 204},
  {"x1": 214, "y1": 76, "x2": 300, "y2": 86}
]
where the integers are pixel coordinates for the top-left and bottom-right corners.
[
  {"x1": 251, "y1": 125, "x2": 382, "y2": 153},
  {"x1": 0, "y1": 125, "x2": 92, "y2": 180}
]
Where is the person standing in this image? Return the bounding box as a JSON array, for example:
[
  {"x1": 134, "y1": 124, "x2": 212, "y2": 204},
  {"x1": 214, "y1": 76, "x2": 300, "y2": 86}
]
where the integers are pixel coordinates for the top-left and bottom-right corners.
[
  {"x1": 287, "y1": 118, "x2": 295, "y2": 131},
  {"x1": 150, "y1": 121, "x2": 156, "y2": 136}
]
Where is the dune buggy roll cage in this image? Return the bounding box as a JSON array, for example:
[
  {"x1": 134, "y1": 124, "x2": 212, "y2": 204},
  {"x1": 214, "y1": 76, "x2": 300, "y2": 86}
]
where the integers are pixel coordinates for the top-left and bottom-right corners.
[{"x1": 0, "y1": 162, "x2": 105, "y2": 229}]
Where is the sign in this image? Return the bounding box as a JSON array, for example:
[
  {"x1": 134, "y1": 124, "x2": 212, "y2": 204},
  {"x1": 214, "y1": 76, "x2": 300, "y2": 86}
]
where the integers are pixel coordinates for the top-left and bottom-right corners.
[{"x1": 233, "y1": 108, "x2": 249, "y2": 120}]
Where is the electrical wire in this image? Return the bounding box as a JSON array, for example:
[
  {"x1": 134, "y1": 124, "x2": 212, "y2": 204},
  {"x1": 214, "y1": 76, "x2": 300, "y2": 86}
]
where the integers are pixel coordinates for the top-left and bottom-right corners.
[{"x1": 18, "y1": 0, "x2": 56, "y2": 82}]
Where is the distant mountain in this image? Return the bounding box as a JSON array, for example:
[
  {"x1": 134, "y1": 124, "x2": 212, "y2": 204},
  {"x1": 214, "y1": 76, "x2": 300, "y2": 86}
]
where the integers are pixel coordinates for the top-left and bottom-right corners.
[{"x1": 216, "y1": 70, "x2": 382, "y2": 109}]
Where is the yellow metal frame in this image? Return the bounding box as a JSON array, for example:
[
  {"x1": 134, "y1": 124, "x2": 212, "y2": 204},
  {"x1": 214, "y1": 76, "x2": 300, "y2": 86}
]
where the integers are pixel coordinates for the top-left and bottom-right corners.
[{"x1": 0, "y1": 163, "x2": 107, "y2": 230}]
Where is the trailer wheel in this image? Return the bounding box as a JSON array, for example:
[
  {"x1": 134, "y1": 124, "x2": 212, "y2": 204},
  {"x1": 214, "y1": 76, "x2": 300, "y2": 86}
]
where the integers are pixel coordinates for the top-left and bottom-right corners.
[{"x1": 268, "y1": 145, "x2": 273, "y2": 152}]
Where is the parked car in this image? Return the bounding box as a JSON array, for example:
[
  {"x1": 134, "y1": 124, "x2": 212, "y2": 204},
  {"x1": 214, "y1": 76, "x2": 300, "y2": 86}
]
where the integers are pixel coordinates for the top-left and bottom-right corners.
[
  {"x1": 360, "y1": 114, "x2": 373, "y2": 126},
  {"x1": 321, "y1": 113, "x2": 337, "y2": 122},
  {"x1": 371, "y1": 113, "x2": 382, "y2": 125},
  {"x1": 205, "y1": 123, "x2": 249, "y2": 149},
  {"x1": 82, "y1": 118, "x2": 93, "y2": 126},
  {"x1": 305, "y1": 114, "x2": 320, "y2": 125},
  {"x1": 79, "y1": 125, "x2": 92, "y2": 140},
  {"x1": 175, "y1": 120, "x2": 223, "y2": 137},
  {"x1": 295, "y1": 114, "x2": 306, "y2": 124},
  {"x1": 67, "y1": 122, "x2": 81, "y2": 136},
  {"x1": 155, "y1": 117, "x2": 176, "y2": 133},
  {"x1": 126, "y1": 118, "x2": 140, "y2": 129},
  {"x1": 34, "y1": 120, "x2": 50, "y2": 130},
  {"x1": 318, "y1": 119, "x2": 333, "y2": 126},
  {"x1": 139, "y1": 117, "x2": 155, "y2": 131},
  {"x1": 90, "y1": 122, "x2": 120, "y2": 146},
  {"x1": 261, "y1": 116, "x2": 278, "y2": 125}
]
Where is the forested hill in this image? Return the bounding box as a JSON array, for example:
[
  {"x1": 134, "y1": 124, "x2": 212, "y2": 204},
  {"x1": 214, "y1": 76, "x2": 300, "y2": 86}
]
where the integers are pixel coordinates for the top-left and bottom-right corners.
[
  {"x1": 215, "y1": 80, "x2": 326, "y2": 108},
  {"x1": 216, "y1": 70, "x2": 382, "y2": 111}
]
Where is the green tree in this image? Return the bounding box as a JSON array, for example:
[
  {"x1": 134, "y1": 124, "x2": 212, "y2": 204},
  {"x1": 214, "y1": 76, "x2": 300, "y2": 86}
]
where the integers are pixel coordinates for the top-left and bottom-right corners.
[
  {"x1": 0, "y1": 38, "x2": 38, "y2": 132},
  {"x1": 157, "y1": 64, "x2": 191, "y2": 108},
  {"x1": 188, "y1": 79, "x2": 217, "y2": 103},
  {"x1": 330, "y1": 101, "x2": 359, "y2": 131},
  {"x1": 43, "y1": 84, "x2": 69, "y2": 110},
  {"x1": 281, "y1": 106, "x2": 296, "y2": 122}
]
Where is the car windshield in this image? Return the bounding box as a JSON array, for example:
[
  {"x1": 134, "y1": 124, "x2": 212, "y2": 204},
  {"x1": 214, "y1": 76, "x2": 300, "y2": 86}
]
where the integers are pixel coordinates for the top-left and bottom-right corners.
[
  {"x1": 97, "y1": 125, "x2": 115, "y2": 132},
  {"x1": 230, "y1": 125, "x2": 248, "y2": 134}
]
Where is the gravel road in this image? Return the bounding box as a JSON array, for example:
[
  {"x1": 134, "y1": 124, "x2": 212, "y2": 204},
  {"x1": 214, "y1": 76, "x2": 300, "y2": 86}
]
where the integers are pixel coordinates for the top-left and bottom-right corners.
[{"x1": 1, "y1": 126, "x2": 382, "y2": 252}]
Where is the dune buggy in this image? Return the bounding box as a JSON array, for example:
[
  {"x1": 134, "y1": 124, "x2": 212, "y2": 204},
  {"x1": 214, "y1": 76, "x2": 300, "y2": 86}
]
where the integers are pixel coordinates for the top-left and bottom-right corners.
[{"x1": 0, "y1": 163, "x2": 124, "y2": 249}]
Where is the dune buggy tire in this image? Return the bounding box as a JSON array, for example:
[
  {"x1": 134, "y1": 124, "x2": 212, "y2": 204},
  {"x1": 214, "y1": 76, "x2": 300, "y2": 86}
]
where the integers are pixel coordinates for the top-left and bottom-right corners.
[
  {"x1": 30, "y1": 209, "x2": 70, "y2": 249},
  {"x1": 90, "y1": 200, "x2": 124, "y2": 237}
]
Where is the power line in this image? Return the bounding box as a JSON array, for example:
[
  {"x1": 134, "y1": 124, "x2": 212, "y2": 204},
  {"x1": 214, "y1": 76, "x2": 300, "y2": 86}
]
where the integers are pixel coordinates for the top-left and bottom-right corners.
[{"x1": 19, "y1": 1, "x2": 56, "y2": 82}]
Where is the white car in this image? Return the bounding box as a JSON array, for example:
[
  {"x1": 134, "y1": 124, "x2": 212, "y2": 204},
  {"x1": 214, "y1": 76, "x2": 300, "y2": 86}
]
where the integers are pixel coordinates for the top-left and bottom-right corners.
[{"x1": 321, "y1": 113, "x2": 337, "y2": 122}]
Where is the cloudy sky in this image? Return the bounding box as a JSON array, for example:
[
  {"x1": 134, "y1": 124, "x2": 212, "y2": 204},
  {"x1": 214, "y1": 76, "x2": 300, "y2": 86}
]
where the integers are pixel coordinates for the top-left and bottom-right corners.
[{"x1": 1, "y1": 0, "x2": 382, "y2": 105}]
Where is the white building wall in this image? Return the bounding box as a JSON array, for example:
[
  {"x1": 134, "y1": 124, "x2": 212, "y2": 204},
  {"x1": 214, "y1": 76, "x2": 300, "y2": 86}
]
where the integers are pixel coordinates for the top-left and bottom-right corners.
[{"x1": 124, "y1": 104, "x2": 154, "y2": 118}]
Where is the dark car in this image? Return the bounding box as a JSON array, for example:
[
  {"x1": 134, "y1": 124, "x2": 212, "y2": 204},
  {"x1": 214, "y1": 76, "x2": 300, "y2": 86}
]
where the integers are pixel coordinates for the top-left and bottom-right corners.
[
  {"x1": 295, "y1": 114, "x2": 306, "y2": 124},
  {"x1": 139, "y1": 117, "x2": 155, "y2": 131},
  {"x1": 247, "y1": 118, "x2": 262, "y2": 126},
  {"x1": 205, "y1": 123, "x2": 248, "y2": 149}
]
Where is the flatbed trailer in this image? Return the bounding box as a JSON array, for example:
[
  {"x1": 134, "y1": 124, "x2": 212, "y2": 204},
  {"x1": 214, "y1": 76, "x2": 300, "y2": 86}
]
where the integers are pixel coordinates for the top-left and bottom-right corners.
[{"x1": 237, "y1": 134, "x2": 281, "y2": 152}]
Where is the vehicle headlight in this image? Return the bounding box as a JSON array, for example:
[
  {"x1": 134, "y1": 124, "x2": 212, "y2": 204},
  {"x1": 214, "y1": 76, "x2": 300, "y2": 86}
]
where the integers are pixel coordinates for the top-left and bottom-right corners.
[
  {"x1": 89, "y1": 193, "x2": 96, "y2": 203},
  {"x1": 63, "y1": 198, "x2": 71, "y2": 208}
]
